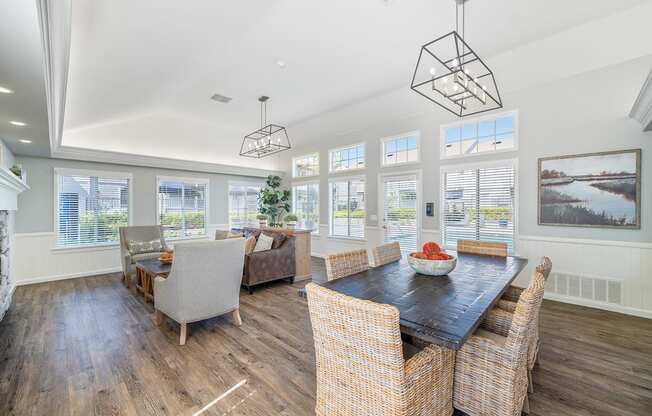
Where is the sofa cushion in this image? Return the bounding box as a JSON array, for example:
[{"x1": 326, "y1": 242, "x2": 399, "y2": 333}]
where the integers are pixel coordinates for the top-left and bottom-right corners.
[
  {"x1": 244, "y1": 236, "x2": 257, "y2": 255},
  {"x1": 130, "y1": 251, "x2": 162, "y2": 264},
  {"x1": 128, "y1": 239, "x2": 163, "y2": 255},
  {"x1": 253, "y1": 233, "x2": 274, "y2": 252},
  {"x1": 270, "y1": 233, "x2": 287, "y2": 249}
]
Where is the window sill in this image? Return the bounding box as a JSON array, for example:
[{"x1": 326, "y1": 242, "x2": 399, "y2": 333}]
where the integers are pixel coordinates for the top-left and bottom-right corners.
[
  {"x1": 292, "y1": 174, "x2": 320, "y2": 180},
  {"x1": 327, "y1": 236, "x2": 367, "y2": 242},
  {"x1": 380, "y1": 160, "x2": 421, "y2": 168},
  {"x1": 166, "y1": 235, "x2": 209, "y2": 243},
  {"x1": 440, "y1": 147, "x2": 518, "y2": 161},
  {"x1": 328, "y1": 166, "x2": 366, "y2": 175},
  {"x1": 51, "y1": 242, "x2": 120, "y2": 253}
]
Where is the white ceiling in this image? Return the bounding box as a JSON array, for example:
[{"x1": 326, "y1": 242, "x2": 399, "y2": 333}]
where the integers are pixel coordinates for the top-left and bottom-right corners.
[{"x1": 0, "y1": 0, "x2": 50, "y2": 157}]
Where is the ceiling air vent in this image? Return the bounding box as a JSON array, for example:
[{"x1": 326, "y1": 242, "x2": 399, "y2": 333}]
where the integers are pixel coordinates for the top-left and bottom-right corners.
[{"x1": 210, "y1": 93, "x2": 232, "y2": 103}]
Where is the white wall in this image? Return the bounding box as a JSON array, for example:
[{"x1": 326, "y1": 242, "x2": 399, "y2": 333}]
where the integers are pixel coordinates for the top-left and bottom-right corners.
[{"x1": 281, "y1": 56, "x2": 652, "y2": 318}]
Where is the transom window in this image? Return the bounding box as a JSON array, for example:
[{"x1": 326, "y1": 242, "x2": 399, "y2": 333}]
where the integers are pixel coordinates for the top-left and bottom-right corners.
[
  {"x1": 292, "y1": 153, "x2": 319, "y2": 178},
  {"x1": 441, "y1": 111, "x2": 517, "y2": 159},
  {"x1": 329, "y1": 143, "x2": 365, "y2": 173},
  {"x1": 292, "y1": 182, "x2": 319, "y2": 233},
  {"x1": 381, "y1": 132, "x2": 419, "y2": 166},
  {"x1": 55, "y1": 169, "x2": 131, "y2": 248},
  {"x1": 228, "y1": 182, "x2": 263, "y2": 228},
  {"x1": 158, "y1": 177, "x2": 208, "y2": 239},
  {"x1": 329, "y1": 177, "x2": 365, "y2": 239}
]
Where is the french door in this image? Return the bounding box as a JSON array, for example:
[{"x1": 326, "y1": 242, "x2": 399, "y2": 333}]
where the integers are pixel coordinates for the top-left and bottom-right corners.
[{"x1": 380, "y1": 173, "x2": 420, "y2": 253}]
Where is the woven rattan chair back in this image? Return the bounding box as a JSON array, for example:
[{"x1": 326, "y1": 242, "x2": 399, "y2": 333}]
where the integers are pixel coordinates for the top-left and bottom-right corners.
[
  {"x1": 324, "y1": 249, "x2": 369, "y2": 281},
  {"x1": 371, "y1": 242, "x2": 402, "y2": 267},
  {"x1": 305, "y1": 283, "x2": 408, "y2": 415},
  {"x1": 505, "y1": 270, "x2": 546, "y2": 359},
  {"x1": 457, "y1": 239, "x2": 508, "y2": 257}
]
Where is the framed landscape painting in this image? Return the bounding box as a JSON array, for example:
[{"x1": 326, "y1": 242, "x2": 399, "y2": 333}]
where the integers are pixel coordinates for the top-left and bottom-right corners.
[{"x1": 538, "y1": 149, "x2": 641, "y2": 229}]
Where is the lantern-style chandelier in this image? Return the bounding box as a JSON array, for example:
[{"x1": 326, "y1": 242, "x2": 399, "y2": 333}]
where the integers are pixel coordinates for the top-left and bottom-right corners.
[
  {"x1": 240, "y1": 96, "x2": 292, "y2": 158},
  {"x1": 411, "y1": 0, "x2": 502, "y2": 117}
]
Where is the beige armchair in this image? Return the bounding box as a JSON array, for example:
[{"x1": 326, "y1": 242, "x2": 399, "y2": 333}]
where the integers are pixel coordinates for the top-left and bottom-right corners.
[
  {"x1": 154, "y1": 239, "x2": 245, "y2": 345},
  {"x1": 119, "y1": 225, "x2": 169, "y2": 287}
]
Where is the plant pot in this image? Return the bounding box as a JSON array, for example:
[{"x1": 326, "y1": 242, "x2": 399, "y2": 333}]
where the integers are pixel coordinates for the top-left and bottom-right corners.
[
  {"x1": 259, "y1": 220, "x2": 267, "y2": 228},
  {"x1": 286, "y1": 222, "x2": 296, "y2": 230}
]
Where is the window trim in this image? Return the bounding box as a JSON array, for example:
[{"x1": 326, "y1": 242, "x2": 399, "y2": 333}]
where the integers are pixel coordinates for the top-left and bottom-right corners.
[
  {"x1": 439, "y1": 109, "x2": 519, "y2": 161},
  {"x1": 291, "y1": 179, "x2": 320, "y2": 234},
  {"x1": 53, "y1": 167, "x2": 133, "y2": 250},
  {"x1": 328, "y1": 142, "x2": 366, "y2": 174},
  {"x1": 328, "y1": 174, "x2": 366, "y2": 240},
  {"x1": 292, "y1": 152, "x2": 320, "y2": 178},
  {"x1": 227, "y1": 179, "x2": 264, "y2": 229},
  {"x1": 439, "y1": 158, "x2": 519, "y2": 254},
  {"x1": 156, "y1": 175, "x2": 210, "y2": 240},
  {"x1": 379, "y1": 130, "x2": 421, "y2": 168}
]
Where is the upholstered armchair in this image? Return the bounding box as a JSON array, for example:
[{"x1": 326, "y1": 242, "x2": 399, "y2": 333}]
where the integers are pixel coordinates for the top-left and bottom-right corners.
[
  {"x1": 119, "y1": 225, "x2": 169, "y2": 287},
  {"x1": 154, "y1": 239, "x2": 245, "y2": 345}
]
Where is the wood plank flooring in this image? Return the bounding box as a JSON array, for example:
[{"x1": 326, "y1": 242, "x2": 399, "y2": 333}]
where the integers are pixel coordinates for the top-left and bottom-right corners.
[{"x1": 1, "y1": 258, "x2": 651, "y2": 416}]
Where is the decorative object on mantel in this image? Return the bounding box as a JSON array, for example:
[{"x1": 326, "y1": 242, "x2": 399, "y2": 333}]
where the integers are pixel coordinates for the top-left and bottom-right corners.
[
  {"x1": 538, "y1": 149, "x2": 641, "y2": 229},
  {"x1": 239, "y1": 96, "x2": 292, "y2": 158},
  {"x1": 257, "y1": 175, "x2": 291, "y2": 226},
  {"x1": 629, "y1": 69, "x2": 652, "y2": 132},
  {"x1": 284, "y1": 214, "x2": 298, "y2": 230},
  {"x1": 256, "y1": 214, "x2": 268, "y2": 228},
  {"x1": 410, "y1": 0, "x2": 502, "y2": 117},
  {"x1": 9, "y1": 164, "x2": 23, "y2": 181}
]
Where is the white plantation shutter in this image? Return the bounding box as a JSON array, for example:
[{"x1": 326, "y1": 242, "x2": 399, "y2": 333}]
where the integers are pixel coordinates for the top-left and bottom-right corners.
[
  {"x1": 228, "y1": 184, "x2": 261, "y2": 227},
  {"x1": 443, "y1": 164, "x2": 515, "y2": 253},
  {"x1": 158, "y1": 179, "x2": 207, "y2": 239},
  {"x1": 383, "y1": 177, "x2": 418, "y2": 252},
  {"x1": 292, "y1": 182, "x2": 319, "y2": 232},
  {"x1": 56, "y1": 172, "x2": 130, "y2": 247},
  {"x1": 330, "y1": 178, "x2": 365, "y2": 239}
]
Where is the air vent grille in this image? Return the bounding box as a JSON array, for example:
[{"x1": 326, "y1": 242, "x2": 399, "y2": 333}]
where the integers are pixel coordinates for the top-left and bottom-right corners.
[
  {"x1": 548, "y1": 271, "x2": 623, "y2": 305},
  {"x1": 210, "y1": 93, "x2": 232, "y2": 103}
]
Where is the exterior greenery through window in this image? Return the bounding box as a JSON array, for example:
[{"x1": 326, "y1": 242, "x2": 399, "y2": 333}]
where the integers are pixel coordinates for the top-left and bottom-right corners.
[
  {"x1": 56, "y1": 171, "x2": 130, "y2": 248},
  {"x1": 382, "y1": 133, "x2": 419, "y2": 165},
  {"x1": 330, "y1": 144, "x2": 365, "y2": 172},
  {"x1": 292, "y1": 182, "x2": 319, "y2": 233},
  {"x1": 293, "y1": 153, "x2": 319, "y2": 177},
  {"x1": 329, "y1": 178, "x2": 365, "y2": 239},
  {"x1": 158, "y1": 178, "x2": 207, "y2": 239},
  {"x1": 443, "y1": 112, "x2": 516, "y2": 159},
  {"x1": 229, "y1": 182, "x2": 262, "y2": 227}
]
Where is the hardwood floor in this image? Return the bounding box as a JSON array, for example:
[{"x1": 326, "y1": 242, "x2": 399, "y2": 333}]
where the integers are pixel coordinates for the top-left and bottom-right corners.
[{"x1": 1, "y1": 258, "x2": 651, "y2": 416}]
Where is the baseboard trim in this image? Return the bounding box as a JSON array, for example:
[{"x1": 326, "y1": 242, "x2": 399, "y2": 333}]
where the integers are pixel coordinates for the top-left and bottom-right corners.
[
  {"x1": 311, "y1": 252, "x2": 326, "y2": 259},
  {"x1": 16, "y1": 266, "x2": 122, "y2": 286},
  {"x1": 544, "y1": 292, "x2": 652, "y2": 319}
]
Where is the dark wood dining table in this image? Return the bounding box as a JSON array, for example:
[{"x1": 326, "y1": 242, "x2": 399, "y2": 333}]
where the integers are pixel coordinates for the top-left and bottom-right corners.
[{"x1": 321, "y1": 252, "x2": 528, "y2": 350}]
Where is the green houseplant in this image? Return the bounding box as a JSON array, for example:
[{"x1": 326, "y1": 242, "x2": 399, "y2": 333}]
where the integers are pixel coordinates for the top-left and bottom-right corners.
[
  {"x1": 284, "y1": 214, "x2": 298, "y2": 230},
  {"x1": 257, "y1": 175, "x2": 290, "y2": 227},
  {"x1": 256, "y1": 213, "x2": 268, "y2": 227}
]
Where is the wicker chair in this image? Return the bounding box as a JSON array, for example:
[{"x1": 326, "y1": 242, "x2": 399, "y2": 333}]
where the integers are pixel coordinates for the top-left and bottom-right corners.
[
  {"x1": 371, "y1": 241, "x2": 402, "y2": 267},
  {"x1": 324, "y1": 249, "x2": 369, "y2": 281},
  {"x1": 457, "y1": 240, "x2": 508, "y2": 257},
  {"x1": 453, "y1": 270, "x2": 545, "y2": 416},
  {"x1": 482, "y1": 257, "x2": 552, "y2": 393},
  {"x1": 305, "y1": 282, "x2": 454, "y2": 416}
]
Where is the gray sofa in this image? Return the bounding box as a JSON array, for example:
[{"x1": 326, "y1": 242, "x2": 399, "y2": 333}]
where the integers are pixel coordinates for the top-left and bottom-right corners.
[{"x1": 119, "y1": 225, "x2": 169, "y2": 287}]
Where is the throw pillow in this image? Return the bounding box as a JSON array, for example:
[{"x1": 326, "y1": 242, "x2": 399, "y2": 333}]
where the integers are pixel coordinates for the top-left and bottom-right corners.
[
  {"x1": 127, "y1": 239, "x2": 163, "y2": 255},
  {"x1": 253, "y1": 233, "x2": 274, "y2": 252},
  {"x1": 244, "y1": 236, "x2": 257, "y2": 255},
  {"x1": 271, "y1": 233, "x2": 287, "y2": 249}
]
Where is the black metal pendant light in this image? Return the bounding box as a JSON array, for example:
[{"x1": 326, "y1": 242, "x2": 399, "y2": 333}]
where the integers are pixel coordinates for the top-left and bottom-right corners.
[
  {"x1": 240, "y1": 96, "x2": 291, "y2": 158},
  {"x1": 411, "y1": 0, "x2": 502, "y2": 117}
]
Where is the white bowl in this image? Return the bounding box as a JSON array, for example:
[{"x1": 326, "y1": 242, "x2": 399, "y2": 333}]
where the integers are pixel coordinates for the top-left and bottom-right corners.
[{"x1": 407, "y1": 253, "x2": 457, "y2": 276}]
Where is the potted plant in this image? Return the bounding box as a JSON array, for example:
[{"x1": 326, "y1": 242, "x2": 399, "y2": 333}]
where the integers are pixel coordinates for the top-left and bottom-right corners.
[
  {"x1": 257, "y1": 175, "x2": 291, "y2": 226},
  {"x1": 256, "y1": 214, "x2": 268, "y2": 228},
  {"x1": 284, "y1": 214, "x2": 298, "y2": 230}
]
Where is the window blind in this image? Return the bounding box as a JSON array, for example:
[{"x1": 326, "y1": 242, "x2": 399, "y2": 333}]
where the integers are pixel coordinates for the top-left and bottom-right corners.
[
  {"x1": 443, "y1": 165, "x2": 515, "y2": 253},
  {"x1": 292, "y1": 183, "x2": 319, "y2": 232},
  {"x1": 330, "y1": 178, "x2": 365, "y2": 239},
  {"x1": 57, "y1": 173, "x2": 129, "y2": 247},
  {"x1": 228, "y1": 184, "x2": 261, "y2": 227},
  {"x1": 383, "y1": 177, "x2": 418, "y2": 252},
  {"x1": 158, "y1": 179, "x2": 207, "y2": 239}
]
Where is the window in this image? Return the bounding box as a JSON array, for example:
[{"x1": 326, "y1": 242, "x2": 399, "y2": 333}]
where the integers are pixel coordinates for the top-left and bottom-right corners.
[
  {"x1": 381, "y1": 132, "x2": 419, "y2": 166},
  {"x1": 229, "y1": 182, "x2": 262, "y2": 227},
  {"x1": 158, "y1": 177, "x2": 208, "y2": 239},
  {"x1": 292, "y1": 182, "x2": 319, "y2": 233},
  {"x1": 329, "y1": 143, "x2": 365, "y2": 172},
  {"x1": 442, "y1": 162, "x2": 516, "y2": 253},
  {"x1": 55, "y1": 169, "x2": 131, "y2": 248},
  {"x1": 292, "y1": 153, "x2": 319, "y2": 177},
  {"x1": 441, "y1": 111, "x2": 517, "y2": 159},
  {"x1": 329, "y1": 177, "x2": 365, "y2": 239}
]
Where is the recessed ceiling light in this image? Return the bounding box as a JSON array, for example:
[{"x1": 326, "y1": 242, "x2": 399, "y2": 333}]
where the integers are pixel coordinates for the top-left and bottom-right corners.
[
  {"x1": 19, "y1": 139, "x2": 32, "y2": 144},
  {"x1": 9, "y1": 121, "x2": 26, "y2": 126},
  {"x1": 0, "y1": 86, "x2": 13, "y2": 94},
  {"x1": 276, "y1": 60, "x2": 286, "y2": 68},
  {"x1": 210, "y1": 93, "x2": 232, "y2": 103}
]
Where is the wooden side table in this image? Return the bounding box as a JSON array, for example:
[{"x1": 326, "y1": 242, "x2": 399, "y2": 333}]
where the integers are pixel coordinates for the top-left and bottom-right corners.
[{"x1": 135, "y1": 258, "x2": 171, "y2": 302}]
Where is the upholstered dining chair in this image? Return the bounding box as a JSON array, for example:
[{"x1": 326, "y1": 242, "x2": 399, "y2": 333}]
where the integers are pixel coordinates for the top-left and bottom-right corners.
[
  {"x1": 371, "y1": 241, "x2": 402, "y2": 267},
  {"x1": 482, "y1": 256, "x2": 553, "y2": 393},
  {"x1": 457, "y1": 239, "x2": 508, "y2": 257},
  {"x1": 453, "y1": 268, "x2": 545, "y2": 416},
  {"x1": 305, "y1": 282, "x2": 454, "y2": 416},
  {"x1": 324, "y1": 249, "x2": 369, "y2": 281},
  {"x1": 153, "y1": 239, "x2": 245, "y2": 345}
]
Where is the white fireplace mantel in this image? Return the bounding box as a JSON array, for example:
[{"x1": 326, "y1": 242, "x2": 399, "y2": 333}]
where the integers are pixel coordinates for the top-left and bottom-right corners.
[{"x1": 0, "y1": 168, "x2": 29, "y2": 211}]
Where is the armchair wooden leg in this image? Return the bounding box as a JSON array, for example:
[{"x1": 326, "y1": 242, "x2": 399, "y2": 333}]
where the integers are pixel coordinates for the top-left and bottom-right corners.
[
  {"x1": 247, "y1": 286, "x2": 253, "y2": 295},
  {"x1": 180, "y1": 322, "x2": 187, "y2": 345},
  {"x1": 232, "y1": 308, "x2": 242, "y2": 327},
  {"x1": 289, "y1": 276, "x2": 295, "y2": 284},
  {"x1": 154, "y1": 309, "x2": 164, "y2": 326}
]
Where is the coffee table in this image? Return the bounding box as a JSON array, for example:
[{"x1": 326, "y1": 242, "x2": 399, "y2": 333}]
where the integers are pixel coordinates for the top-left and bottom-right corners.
[{"x1": 135, "y1": 258, "x2": 171, "y2": 302}]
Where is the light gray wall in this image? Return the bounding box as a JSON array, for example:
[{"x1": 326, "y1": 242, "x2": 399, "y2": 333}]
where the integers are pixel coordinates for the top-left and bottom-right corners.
[
  {"x1": 14, "y1": 156, "x2": 266, "y2": 233},
  {"x1": 280, "y1": 55, "x2": 652, "y2": 243},
  {"x1": 0, "y1": 139, "x2": 15, "y2": 170}
]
